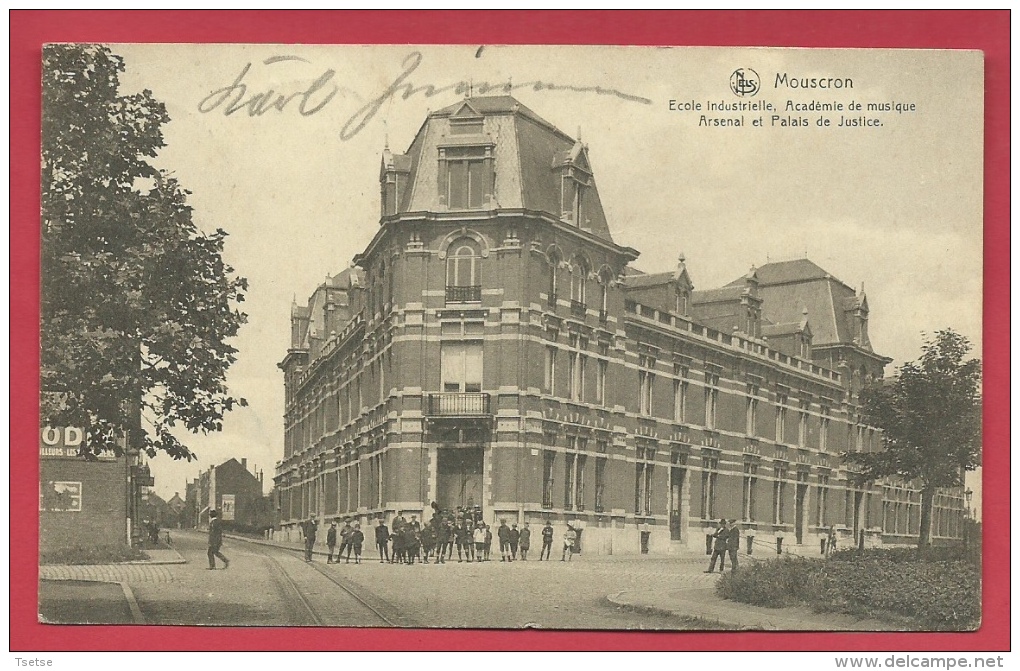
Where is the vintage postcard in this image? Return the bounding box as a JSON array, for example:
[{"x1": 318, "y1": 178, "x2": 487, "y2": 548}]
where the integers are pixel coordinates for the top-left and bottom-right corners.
[{"x1": 37, "y1": 43, "x2": 984, "y2": 634}]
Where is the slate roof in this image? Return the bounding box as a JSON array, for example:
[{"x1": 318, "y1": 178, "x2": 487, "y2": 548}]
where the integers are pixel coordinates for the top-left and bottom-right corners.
[
  {"x1": 726, "y1": 259, "x2": 864, "y2": 348},
  {"x1": 623, "y1": 272, "x2": 674, "y2": 289},
  {"x1": 395, "y1": 95, "x2": 615, "y2": 242}
]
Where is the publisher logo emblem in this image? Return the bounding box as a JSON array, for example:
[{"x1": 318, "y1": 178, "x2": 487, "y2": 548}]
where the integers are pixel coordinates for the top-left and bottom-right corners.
[{"x1": 730, "y1": 68, "x2": 760, "y2": 97}]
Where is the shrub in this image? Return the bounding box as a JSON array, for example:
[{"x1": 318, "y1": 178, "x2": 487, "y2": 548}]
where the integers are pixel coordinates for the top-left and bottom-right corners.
[
  {"x1": 718, "y1": 554, "x2": 980, "y2": 630},
  {"x1": 40, "y1": 544, "x2": 148, "y2": 565},
  {"x1": 717, "y1": 556, "x2": 822, "y2": 608},
  {"x1": 829, "y1": 546, "x2": 973, "y2": 564}
]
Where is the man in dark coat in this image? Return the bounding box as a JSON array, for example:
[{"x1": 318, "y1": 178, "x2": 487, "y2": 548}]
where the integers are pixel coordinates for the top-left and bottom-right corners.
[
  {"x1": 726, "y1": 519, "x2": 741, "y2": 571},
  {"x1": 539, "y1": 521, "x2": 554, "y2": 560},
  {"x1": 375, "y1": 519, "x2": 390, "y2": 563},
  {"x1": 705, "y1": 519, "x2": 728, "y2": 573},
  {"x1": 207, "y1": 509, "x2": 229, "y2": 569},
  {"x1": 497, "y1": 520, "x2": 512, "y2": 562},
  {"x1": 508, "y1": 523, "x2": 521, "y2": 561},
  {"x1": 302, "y1": 515, "x2": 318, "y2": 562},
  {"x1": 434, "y1": 520, "x2": 451, "y2": 564},
  {"x1": 326, "y1": 520, "x2": 338, "y2": 564}
]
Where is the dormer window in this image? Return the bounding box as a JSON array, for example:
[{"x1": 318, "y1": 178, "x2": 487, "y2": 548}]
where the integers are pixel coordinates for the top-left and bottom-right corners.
[
  {"x1": 557, "y1": 142, "x2": 592, "y2": 226},
  {"x1": 450, "y1": 117, "x2": 483, "y2": 135},
  {"x1": 675, "y1": 289, "x2": 689, "y2": 317},
  {"x1": 439, "y1": 145, "x2": 493, "y2": 210},
  {"x1": 561, "y1": 172, "x2": 589, "y2": 225}
]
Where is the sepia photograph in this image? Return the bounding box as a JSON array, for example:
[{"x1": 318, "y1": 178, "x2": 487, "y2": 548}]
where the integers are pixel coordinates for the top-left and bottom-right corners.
[{"x1": 24, "y1": 25, "x2": 999, "y2": 648}]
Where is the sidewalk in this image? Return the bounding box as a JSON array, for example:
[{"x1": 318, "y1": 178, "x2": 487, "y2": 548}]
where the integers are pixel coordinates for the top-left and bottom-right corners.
[
  {"x1": 38, "y1": 546, "x2": 186, "y2": 625},
  {"x1": 607, "y1": 587, "x2": 900, "y2": 631}
]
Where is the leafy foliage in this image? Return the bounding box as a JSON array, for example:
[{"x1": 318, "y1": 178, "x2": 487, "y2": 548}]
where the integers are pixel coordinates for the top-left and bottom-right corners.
[
  {"x1": 846, "y1": 329, "x2": 981, "y2": 547},
  {"x1": 41, "y1": 44, "x2": 247, "y2": 460},
  {"x1": 718, "y1": 555, "x2": 980, "y2": 631}
]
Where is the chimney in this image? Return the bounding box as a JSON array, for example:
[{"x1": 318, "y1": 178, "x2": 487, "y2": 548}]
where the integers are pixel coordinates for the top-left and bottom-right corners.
[{"x1": 241, "y1": 458, "x2": 248, "y2": 471}]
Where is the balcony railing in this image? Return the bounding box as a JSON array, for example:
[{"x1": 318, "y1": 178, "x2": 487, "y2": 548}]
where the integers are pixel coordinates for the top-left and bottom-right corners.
[
  {"x1": 446, "y1": 285, "x2": 481, "y2": 303},
  {"x1": 425, "y1": 392, "x2": 491, "y2": 416},
  {"x1": 570, "y1": 300, "x2": 587, "y2": 318}
]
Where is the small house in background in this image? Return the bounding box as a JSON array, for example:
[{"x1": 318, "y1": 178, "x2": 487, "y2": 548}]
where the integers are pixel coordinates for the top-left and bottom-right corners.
[{"x1": 193, "y1": 457, "x2": 268, "y2": 533}]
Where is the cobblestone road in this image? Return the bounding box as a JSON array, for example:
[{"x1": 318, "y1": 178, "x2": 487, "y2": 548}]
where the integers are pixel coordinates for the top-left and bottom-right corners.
[{"x1": 40, "y1": 531, "x2": 738, "y2": 629}]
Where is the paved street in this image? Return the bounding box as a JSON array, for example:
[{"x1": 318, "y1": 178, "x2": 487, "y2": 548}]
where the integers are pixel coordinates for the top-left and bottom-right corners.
[{"x1": 40, "y1": 530, "x2": 727, "y2": 629}]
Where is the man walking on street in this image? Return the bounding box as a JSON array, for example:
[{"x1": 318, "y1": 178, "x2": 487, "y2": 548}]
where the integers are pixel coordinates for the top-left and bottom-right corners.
[
  {"x1": 302, "y1": 514, "x2": 318, "y2": 562},
  {"x1": 519, "y1": 522, "x2": 531, "y2": 561},
  {"x1": 727, "y1": 519, "x2": 741, "y2": 571},
  {"x1": 705, "y1": 518, "x2": 728, "y2": 573},
  {"x1": 207, "y1": 509, "x2": 229, "y2": 570},
  {"x1": 539, "y1": 520, "x2": 554, "y2": 560},
  {"x1": 375, "y1": 519, "x2": 390, "y2": 563}
]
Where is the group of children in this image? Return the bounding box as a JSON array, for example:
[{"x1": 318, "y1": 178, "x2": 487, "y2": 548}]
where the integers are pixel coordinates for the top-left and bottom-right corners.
[{"x1": 313, "y1": 506, "x2": 579, "y2": 566}]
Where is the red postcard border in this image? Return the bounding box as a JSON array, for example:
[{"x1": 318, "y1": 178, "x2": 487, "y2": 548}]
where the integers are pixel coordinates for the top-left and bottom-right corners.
[{"x1": 10, "y1": 10, "x2": 1010, "y2": 652}]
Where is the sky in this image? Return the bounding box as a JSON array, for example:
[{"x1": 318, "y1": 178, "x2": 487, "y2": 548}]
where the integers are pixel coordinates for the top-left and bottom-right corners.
[{"x1": 108, "y1": 45, "x2": 983, "y2": 510}]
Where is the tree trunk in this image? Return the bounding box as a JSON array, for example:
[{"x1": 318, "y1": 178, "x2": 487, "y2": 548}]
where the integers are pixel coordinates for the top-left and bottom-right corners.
[{"x1": 918, "y1": 485, "x2": 936, "y2": 552}]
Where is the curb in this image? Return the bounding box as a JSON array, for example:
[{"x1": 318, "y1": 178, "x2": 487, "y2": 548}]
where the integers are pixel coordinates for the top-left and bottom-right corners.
[
  {"x1": 603, "y1": 593, "x2": 742, "y2": 630},
  {"x1": 118, "y1": 581, "x2": 147, "y2": 624}
]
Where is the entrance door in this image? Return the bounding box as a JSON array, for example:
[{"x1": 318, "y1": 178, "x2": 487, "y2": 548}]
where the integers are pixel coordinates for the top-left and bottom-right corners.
[
  {"x1": 669, "y1": 467, "x2": 686, "y2": 541},
  {"x1": 795, "y1": 483, "x2": 808, "y2": 545},
  {"x1": 437, "y1": 447, "x2": 484, "y2": 512}
]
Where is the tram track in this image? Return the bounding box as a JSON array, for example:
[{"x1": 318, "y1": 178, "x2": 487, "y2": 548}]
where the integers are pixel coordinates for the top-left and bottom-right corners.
[{"x1": 234, "y1": 535, "x2": 414, "y2": 628}]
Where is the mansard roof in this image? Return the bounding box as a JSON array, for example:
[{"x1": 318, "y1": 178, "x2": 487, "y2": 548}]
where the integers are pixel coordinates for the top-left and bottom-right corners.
[
  {"x1": 391, "y1": 95, "x2": 615, "y2": 242},
  {"x1": 727, "y1": 259, "x2": 867, "y2": 349}
]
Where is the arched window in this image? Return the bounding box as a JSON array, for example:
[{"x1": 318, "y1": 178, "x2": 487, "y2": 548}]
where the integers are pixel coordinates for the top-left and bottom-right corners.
[
  {"x1": 598, "y1": 266, "x2": 614, "y2": 322},
  {"x1": 446, "y1": 239, "x2": 481, "y2": 303},
  {"x1": 570, "y1": 258, "x2": 589, "y2": 317},
  {"x1": 547, "y1": 249, "x2": 562, "y2": 307}
]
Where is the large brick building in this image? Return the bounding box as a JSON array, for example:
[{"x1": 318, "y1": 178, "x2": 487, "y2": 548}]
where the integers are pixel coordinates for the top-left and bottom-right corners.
[{"x1": 274, "y1": 96, "x2": 965, "y2": 554}]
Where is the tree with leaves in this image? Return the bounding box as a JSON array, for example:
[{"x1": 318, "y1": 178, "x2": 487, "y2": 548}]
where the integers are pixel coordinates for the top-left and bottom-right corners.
[
  {"x1": 41, "y1": 44, "x2": 247, "y2": 460},
  {"x1": 846, "y1": 329, "x2": 981, "y2": 550}
]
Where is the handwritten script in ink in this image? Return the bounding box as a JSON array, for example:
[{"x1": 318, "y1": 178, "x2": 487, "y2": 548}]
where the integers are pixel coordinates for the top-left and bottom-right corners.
[{"x1": 198, "y1": 52, "x2": 653, "y2": 141}]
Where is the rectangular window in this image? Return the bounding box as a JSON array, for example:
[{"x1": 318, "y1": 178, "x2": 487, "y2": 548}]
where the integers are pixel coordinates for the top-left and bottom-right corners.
[
  {"x1": 542, "y1": 450, "x2": 555, "y2": 508},
  {"x1": 594, "y1": 445, "x2": 607, "y2": 513},
  {"x1": 816, "y1": 474, "x2": 829, "y2": 526},
  {"x1": 442, "y1": 342, "x2": 483, "y2": 393},
  {"x1": 576, "y1": 453, "x2": 587, "y2": 511},
  {"x1": 798, "y1": 402, "x2": 809, "y2": 447},
  {"x1": 700, "y1": 456, "x2": 718, "y2": 519},
  {"x1": 444, "y1": 147, "x2": 490, "y2": 210},
  {"x1": 855, "y1": 425, "x2": 864, "y2": 452},
  {"x1": 819, "y1": 409, "x2": 830, "y2": 452},
  {"x1": 564, "y1": 452, "x2": 576, "y2": 510},
  {"x1": 544, "y1": 346, "x2": 557, "y2": 394},
  {"x1": 634, "y1": 447, "x2": 655, "y2": 516},
  {"x1": 673, "y1": 368, "x2": 688, "y2": 423},
  {"x1": 844, "y1": 489, "x2": 854, "y2": 528},
  {"x1": 704, "y1": 374, "x2": 719, "y2": 429},
  {"x1": 773, "y1": 465, "x2": 787, "y2": 524},
  {"x1": 639, "y1": 364, "x2": 654, "y2": 416},
  {"x1": 742, "y1": 463, "x2": 758, "y2": 521},
  {"x1": 746, "y1": 386, "x2": 759, "y2": 437},
  {"x1": 596, "y1": 359, "x2": 608, "y2": 405},
  {"x1": 776, "y1": 394, "x2": 787, "y2": 444}
]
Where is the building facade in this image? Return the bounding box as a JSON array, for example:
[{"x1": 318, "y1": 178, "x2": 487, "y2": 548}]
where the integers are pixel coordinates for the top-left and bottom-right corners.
[
  {"x1": 274, "y1": 96, "x2": 965, "y2": 554},
  {"x1": 189, "y1": 458, "x2": 268, "y2": 532}
]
